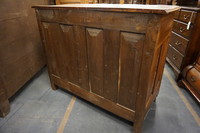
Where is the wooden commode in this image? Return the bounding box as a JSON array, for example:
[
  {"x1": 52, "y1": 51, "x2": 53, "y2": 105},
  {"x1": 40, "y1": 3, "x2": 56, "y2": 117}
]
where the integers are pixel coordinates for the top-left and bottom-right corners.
[
  {"x1": 33, "y1": 4, "x2": 179, "y2": 133},
  {"x1": 166, "y1": 6, "x2": 200, "y2": 80},
  {"x1": 180, "y1": 54, "x2": 200, "y2": 103}
]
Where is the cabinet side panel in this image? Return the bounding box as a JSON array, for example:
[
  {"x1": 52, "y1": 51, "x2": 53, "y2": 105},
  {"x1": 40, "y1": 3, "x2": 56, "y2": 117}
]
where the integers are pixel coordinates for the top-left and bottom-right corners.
[
  {"x1": 146, "y1": 13, "x2": 174, "y2": 107},
  {"x1": 118, "y1": 32, "x2": 144, "y2": 110},
  {"x1": 86, "y1": 28, "x2": 104, "y2": 95},
  {"x1": 103, "y1": 30, "x2": 120, "y2": 102},
  {"x1": 134, "y1": 15, "x2": 160, "y2": 133},
  {"x1": 42, "y1": 22, "x2": 62, "y2": 77},
  {"x1": 146, "y1": 46, "x2": 162, "y2": 101}
]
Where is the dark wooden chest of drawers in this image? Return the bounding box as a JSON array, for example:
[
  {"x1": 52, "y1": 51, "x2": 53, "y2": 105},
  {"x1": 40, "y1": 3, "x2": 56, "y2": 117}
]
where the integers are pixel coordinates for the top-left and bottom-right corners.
[
  {"x1": 33, "y1": 4, "x2": 178, "y2": 133},
  {"x1": 166, "y1": 6, "x2": 200, "y2": 80},
  {"x1": 180, "y1": 54, "x2": 200, "y2": 103}
]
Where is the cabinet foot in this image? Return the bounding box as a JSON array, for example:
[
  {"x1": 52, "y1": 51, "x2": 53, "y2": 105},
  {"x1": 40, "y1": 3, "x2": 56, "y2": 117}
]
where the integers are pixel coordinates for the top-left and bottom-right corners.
[
  {"x1": 133, "y1": 118, "x2": 143, "y2": 133},
  {"x1": 0, "y1": 99, "x2": 10, "y2": 117},
  {"x1": 51, "y1": 83, "x2": 57, "y2": 90},
  {"x1": 154, "y1": 98, "x2": 156, "y2": 102},
  {"x1": 177, "y1": 80, "x2": 185, "y2": 88}
]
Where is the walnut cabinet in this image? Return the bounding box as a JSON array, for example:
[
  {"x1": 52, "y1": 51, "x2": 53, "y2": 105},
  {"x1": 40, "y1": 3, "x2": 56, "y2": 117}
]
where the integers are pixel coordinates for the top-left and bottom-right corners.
[
  {"x1": 180, "y1": 54, "x2": 200, "y2": 103},
  {"x1": 166, "y1": 7, "x2": 200, "y2": 80},
  {"x1": 33, "y1": 4, "x2": 179, "y2": 133}
]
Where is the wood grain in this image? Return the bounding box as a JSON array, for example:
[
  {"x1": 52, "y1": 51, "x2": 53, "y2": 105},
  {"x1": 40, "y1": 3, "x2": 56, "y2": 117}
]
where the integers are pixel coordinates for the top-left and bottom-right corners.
[
  {"x1": 86, "y1": 28, "x2": 104, "y2": 95},
  {"x1": 118, "y1": 32, "x2": 144, "y2": 110},
  {"x1": 103, "y1": 30, "x2": 120, "y2": 102},
  {"x1": 34, "y1": 5, "x2": 178, "y2": 133},
  {"x1": 74, "y1": 26, "x2": 89, "y2": 91},
  {"x1": 32, "y1": 4, "x2": 180, "y2": 14},
  {"x1": 0, "y1": 0, "x2": 48, "y2": 117}
]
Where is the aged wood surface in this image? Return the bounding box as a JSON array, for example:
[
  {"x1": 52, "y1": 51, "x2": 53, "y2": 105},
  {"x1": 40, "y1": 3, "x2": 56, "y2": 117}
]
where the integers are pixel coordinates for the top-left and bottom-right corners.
[
  {"x1": 167, "y1": 7, "x2": 200, "y2": 81},
  {"x1": 33, "y1": 4, "x2": 178, "y2": 133},
  {"x1": 33, "y1": 4, "x2": 180, "y2": 14},
  {"x1": 0, "y1": 0, "x2": 48, "y2": 117},
  {"x1": 55, "y1": 0, "x2": 168, "y2": 4},
  {"x1": 0, "y1": 77, "x2": 10, "y2": 117},
  {"x1": 180, "y1": 54, "x2": 200, "y2": 103}
]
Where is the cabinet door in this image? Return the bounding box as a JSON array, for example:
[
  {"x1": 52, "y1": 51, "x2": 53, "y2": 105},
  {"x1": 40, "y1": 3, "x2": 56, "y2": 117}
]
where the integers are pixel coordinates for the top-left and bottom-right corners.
[{"x1": 42, "y1": 23, "x2": 89, "y2": 90}]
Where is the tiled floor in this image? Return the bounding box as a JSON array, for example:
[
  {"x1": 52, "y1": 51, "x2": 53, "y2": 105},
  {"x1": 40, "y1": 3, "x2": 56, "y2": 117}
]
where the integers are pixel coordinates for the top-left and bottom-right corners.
[{"x1": 0, "y1": 64, "x2": 199, "y2": 133}]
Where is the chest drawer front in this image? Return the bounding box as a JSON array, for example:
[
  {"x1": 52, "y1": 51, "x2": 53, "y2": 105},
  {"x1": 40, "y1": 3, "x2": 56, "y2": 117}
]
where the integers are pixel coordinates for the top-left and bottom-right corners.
[
  {"x1": 197, "y1": 57, "x2": 200, "y2": 65},
  {"x1": 174, "y1": 10, "x2": 180, "y2": 19},
  {"x1": 170, "y1": 32, "x2": 188, "y2": 55},
  {"x1": 173, "y1": 20, "x2": 192, "y2": 39},
  {"x1": 167, "y1": 45, "x2": 184, "y2": 69},
  {"x1": 179, "y1": 10, "x2": 197, "y2": 24},
  {"x1": 186, "y1": 68, "x2": 200, "y2": 94},
  {"x1": 196, "y1": 57, "x2": 200, "y2": 70}
]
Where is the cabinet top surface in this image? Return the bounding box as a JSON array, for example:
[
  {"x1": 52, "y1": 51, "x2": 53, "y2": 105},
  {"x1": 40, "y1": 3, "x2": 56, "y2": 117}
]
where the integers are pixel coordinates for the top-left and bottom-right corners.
[
  {"x1": 32, "y1": 4, "x2": 180, "y2": 14},
  {"x1": 180, "y1": 6, "x2": 200, "y2": 11}
]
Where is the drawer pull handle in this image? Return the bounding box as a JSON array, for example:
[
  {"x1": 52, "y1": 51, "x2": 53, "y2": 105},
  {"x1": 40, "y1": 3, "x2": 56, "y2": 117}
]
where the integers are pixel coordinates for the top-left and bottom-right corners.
[
  {"x1": 175, "y1": 41, "x2": 181, "y2": 46},
  {"x1": 190, "y1": 76, "x2": 196, "y2": 82},
  {"x1": 184, "y1": 15, "x2": 190, "y2": 20},
  {"x1": 179, "y1": 27, "x2": 185, "y2": 33},
  {"x1": 173, "y1": 55, "x2": 177, "y2": 60}
]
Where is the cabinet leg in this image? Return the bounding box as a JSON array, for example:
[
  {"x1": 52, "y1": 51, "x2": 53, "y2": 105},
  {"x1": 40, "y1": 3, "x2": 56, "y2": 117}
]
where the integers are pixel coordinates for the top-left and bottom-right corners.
[
  {"x1": 177, "y1": 80, "x2": 185, "y2": 88},
  {"x1": 0, "y1": 99, "x2": 10, "y2": 117},
  {"x1": 154, "y1": 98, "x2": 156, "y2": 102},
  {"x1": 154, "y1": 95, "x2": 158, "y2": 102},
  {"x1": 133, "y1": 120, "x2": 142, "y2": 133},
  {"x1": 49, "y1": 75, "x2": 57, "y2": 90},
  {"x1": 51, "y1": 82, "x2": 57, "y2": 90}
]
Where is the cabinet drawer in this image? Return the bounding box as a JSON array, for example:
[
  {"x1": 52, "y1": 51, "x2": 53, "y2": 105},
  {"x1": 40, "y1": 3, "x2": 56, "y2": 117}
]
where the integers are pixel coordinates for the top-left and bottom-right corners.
[
  {"x1": 167, "y1": 45, "x2": 184, "y2": 69},
  {"x1": 186, "y1": 68, "x2": 200, "y2": 94},
  {"x1": 179, "y1": 10, "x2": 197, "y2": 24},
  {"x1": 197, "y1": 57, "x2": 200, "y2": 65},
  {"x1": 173, "y1": 20, "x2": 192, "y2": 39},
  {"x1": 174, "y1": 10, "x2": 180, "y2": 19},
  {"x1": 196, "y1": 57, "x2": 200, "y2": 70},
  {"x1": 170, "y1": 32, "x2": 188, "y2": 55}
]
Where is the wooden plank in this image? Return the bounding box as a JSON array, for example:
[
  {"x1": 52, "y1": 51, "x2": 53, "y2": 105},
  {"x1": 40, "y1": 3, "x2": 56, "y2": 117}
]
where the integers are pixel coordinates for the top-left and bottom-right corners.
[
  {"x1": 74, "y1": 26, "x2": 89, "y2": 90},
  {"x1": 40, "y1": 10, "x2": 149, "y2": 34},
  {"x1": 134, "y1": 15, "x2": 160, "y2": 133},
  {"x1": 151, "y1": 13, "x2": 175, "y2": 95},
  {"x1": 33, "y1": 4, "x2": 180, "y2": 14},
  {"x1": 43, "y1": 23, "x2": 81, "y2": 85},
  {"x1": 86, "y1": 28, "x2": 104, "y2": 95},
  {"x1": 52, "y1": 75, "x2": 135, "y2": 122},
  {"x1": 103, "y1": 30, "x2": 120, "y2": 102},
  {"x1": 42, "y1": 23, "x2": 62, "y2": 77},
  {"x1": 118, "y1": 32, "x2": 144, "y2": 110},
  {"x1": 60, "y1": 24, "x2": 79, "y2": 84},
  {"x1": 42, "y1": 23, "x2": 89, "y2": 89},
  {"x1": 35, "y1": 10, "x2": 58, "y2": 91},
  {"x1": 145, "y1": 45, "x2": 162, "y2": 102}
]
